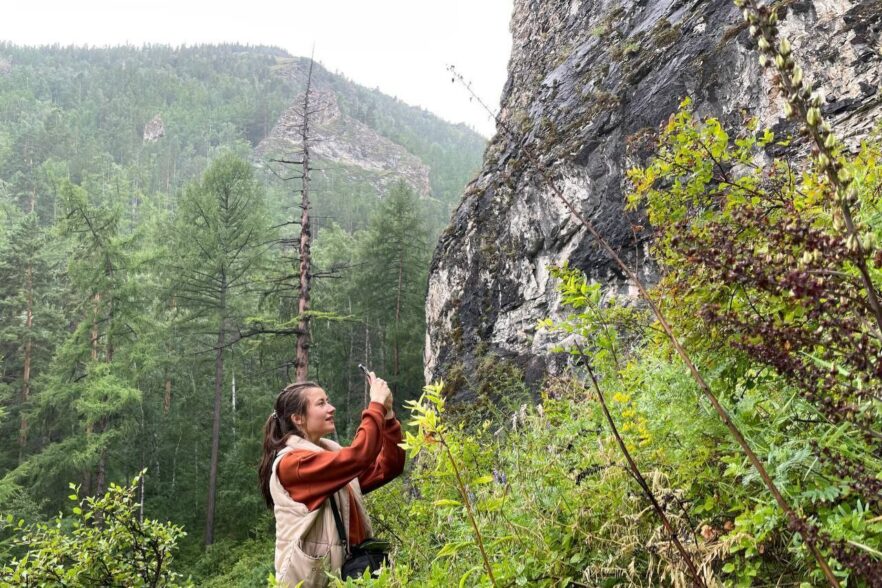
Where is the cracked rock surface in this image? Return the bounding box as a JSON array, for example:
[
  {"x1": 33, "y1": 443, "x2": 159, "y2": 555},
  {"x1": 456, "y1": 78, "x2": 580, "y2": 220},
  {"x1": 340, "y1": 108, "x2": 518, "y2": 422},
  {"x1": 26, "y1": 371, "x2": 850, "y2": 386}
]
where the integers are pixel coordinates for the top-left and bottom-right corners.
[{"x1": 426, "y1": 0, "x2": 882, "y2": 393}]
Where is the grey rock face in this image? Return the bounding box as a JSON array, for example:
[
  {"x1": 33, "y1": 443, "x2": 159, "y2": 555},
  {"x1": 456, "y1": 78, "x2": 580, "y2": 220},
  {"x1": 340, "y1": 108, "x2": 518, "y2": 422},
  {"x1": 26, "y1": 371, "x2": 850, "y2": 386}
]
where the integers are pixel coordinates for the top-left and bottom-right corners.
[
  {"x1": 426, "y1": 0, "x2": 882, "y2": 389},
  {"x1": 256, "y1": 88, "x2": 431, "y2": 198}
]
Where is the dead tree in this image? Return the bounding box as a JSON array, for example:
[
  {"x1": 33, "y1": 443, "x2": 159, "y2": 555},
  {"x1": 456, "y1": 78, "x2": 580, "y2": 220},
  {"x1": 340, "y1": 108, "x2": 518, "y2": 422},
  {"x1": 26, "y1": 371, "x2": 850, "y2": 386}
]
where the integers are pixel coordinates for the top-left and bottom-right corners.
[
  {"x1": 266, "y1": 55, "x2": 329, "y2": 383},
  {"x1": 294, "y1": 58, "x2": 315, "y2": 382}
]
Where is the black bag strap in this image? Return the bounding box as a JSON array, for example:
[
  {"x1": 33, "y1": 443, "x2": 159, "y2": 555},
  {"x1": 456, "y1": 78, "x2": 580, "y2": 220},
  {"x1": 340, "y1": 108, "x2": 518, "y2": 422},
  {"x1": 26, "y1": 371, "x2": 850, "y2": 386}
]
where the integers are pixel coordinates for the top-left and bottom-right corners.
[{"x1": 328, "y1": 492, "x2": 350, "y2": 556}]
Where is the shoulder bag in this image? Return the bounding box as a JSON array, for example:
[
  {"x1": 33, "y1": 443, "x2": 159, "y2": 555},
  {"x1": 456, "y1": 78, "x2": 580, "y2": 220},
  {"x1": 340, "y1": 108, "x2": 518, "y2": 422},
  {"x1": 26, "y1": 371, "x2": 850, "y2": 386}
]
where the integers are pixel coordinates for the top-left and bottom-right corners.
[{"x1": 328, "y1": 493, "x2": 390, "y2": 580}]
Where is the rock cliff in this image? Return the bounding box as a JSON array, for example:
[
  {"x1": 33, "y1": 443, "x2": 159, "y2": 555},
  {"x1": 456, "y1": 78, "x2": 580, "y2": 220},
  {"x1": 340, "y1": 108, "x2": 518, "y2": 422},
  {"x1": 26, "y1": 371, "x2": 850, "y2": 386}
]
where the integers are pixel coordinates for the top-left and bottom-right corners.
[
  {"x1": 257, "y1": 66, "x2": 432, "y2": 199},
  {"x1": 426, "y1": 0, "x2": 882, "y2": 389}
]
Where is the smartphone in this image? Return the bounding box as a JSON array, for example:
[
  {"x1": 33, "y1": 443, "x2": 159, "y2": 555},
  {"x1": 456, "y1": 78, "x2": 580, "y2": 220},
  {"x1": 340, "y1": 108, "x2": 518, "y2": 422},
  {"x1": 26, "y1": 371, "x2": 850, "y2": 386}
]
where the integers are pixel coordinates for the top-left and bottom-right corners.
[{"x1": 357, "y1": 363, "x2": 372, "y2": 380}]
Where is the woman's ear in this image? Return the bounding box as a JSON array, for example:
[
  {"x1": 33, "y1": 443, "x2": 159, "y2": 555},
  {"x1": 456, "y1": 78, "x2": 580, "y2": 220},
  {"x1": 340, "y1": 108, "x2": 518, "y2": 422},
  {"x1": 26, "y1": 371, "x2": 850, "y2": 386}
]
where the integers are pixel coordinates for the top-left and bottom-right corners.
[{"x1": 291, "y1": 414, "x2": 302, "y2": 428}]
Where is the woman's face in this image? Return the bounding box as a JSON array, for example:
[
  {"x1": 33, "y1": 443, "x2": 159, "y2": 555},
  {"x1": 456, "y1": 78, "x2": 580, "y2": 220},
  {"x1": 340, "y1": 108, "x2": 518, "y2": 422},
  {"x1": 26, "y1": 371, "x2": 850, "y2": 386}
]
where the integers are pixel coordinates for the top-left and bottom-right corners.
[{"x1": 293, "y1": 387, "x2": 335, "y2": 442}]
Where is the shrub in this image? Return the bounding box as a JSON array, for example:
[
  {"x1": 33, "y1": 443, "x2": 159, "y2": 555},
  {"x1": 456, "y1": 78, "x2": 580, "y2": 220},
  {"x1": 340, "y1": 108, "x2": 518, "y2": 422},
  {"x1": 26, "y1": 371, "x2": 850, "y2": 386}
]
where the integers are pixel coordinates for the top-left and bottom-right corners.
[{"x1": 0, "y1": 472, "x2": 189, "y2": 587}]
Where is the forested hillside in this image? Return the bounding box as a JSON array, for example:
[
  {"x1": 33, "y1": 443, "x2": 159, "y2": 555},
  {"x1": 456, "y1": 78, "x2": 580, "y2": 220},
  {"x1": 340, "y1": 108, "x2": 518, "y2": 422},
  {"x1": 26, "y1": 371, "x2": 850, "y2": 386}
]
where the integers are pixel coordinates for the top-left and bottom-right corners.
[
  {"x1": 3, "y1": 1, "x2": 882, "y2": 586},
  {"x1": 0, "y1": 43, "x2": 483, "y2": 581}
]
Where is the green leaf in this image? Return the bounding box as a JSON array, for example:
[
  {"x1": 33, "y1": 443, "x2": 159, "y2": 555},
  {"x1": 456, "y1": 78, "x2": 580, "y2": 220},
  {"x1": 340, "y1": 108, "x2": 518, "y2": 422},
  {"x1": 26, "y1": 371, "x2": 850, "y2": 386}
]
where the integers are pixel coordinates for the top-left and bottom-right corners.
[{"x1": 432, "y1": 499, "x2": 461, "y2": 507}]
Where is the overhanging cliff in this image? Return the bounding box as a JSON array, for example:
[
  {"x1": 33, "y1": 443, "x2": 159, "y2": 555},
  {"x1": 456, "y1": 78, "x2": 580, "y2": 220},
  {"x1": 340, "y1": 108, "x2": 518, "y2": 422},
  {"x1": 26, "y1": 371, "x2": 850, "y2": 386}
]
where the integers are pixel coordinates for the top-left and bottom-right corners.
[{"x1": 426, "y1": 0, "x2": 882, "y2": 390}]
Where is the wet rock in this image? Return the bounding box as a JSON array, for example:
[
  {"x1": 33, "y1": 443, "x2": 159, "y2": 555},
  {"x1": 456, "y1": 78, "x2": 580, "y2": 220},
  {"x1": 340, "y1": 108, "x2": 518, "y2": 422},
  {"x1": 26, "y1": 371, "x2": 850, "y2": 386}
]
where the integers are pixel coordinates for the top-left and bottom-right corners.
[{"x1": 426, "y1": 0, "x2": 882, "y2": 394}]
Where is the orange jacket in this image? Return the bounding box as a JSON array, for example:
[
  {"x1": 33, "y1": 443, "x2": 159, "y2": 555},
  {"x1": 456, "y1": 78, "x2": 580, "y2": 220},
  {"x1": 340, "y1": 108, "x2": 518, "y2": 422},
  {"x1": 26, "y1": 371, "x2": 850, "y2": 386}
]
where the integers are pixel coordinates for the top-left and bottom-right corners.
[{"x1": 277, "y1": 402, "x2": 405, "y2": 545}]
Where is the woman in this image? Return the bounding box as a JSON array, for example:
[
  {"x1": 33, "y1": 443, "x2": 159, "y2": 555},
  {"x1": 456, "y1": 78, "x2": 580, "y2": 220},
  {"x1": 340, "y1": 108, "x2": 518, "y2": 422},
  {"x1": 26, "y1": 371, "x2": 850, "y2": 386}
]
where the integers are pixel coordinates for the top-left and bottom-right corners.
[{"x1": 258, "y1": 375, "x2": 405, "y2": 587}]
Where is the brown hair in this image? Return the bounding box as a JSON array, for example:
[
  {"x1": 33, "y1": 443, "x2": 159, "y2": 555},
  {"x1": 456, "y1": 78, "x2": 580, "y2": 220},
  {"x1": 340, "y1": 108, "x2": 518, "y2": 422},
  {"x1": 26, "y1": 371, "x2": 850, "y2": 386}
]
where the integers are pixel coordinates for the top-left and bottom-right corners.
[{"x1": 257, "y1": 381, "x2": 321, "y2": 508}]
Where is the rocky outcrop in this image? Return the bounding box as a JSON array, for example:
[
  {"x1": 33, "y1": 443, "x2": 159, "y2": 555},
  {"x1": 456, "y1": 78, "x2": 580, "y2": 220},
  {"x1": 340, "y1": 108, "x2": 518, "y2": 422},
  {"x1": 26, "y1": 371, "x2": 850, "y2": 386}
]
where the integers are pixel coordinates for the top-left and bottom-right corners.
[
  {"x1": 143, "y1": 114, "x2": 165, "y2": 142},
  {"x1": 426, "y1": 0, "x2": 882, "y2": 389},
  {"x1": 256, "y1": 88, "x2": 431, "y2": 198}
]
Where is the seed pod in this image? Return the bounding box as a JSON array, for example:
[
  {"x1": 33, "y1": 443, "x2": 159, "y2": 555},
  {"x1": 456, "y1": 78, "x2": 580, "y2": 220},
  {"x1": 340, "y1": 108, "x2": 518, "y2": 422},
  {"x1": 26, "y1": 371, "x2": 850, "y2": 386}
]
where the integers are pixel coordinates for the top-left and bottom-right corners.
[
  {"x1": 860, "y1": 233, "x2": 875, "y2": 251},
  {"x1": 817, "y1": 153, "x2": 830, "y2": 169},
  {"x1": 791, "y1": 66, "x2": 803, "y2": 87},
  {"x1": 783, "y1": 102, "x2": 794, "y2": 117},
  {"x1": 810, "y1": 93, "x2": 822, "y2": 108},
  {"x1": 825, "y1": 134, "x2": 836, "y2": 149},
  {"x1": 779, "y1": 38, "x2": 792, "y2": 56},
  {"x1": 807, "y1": 107, "x2": 821, "y2": 126},
  {"x1": 775, "y1": 54, "x2": 786, "y2": 69},
  {"x1": 837, "y1": 168, "x2": 851, "y2": 183},
  {"x1": 769, "y1": 10, "x2": 779, "y2": 25},
  {"x1": 759, "y1": 54, "x2": 769, "y2": 67},
  {"x1": 822, "y1": 121, "x2": 832, "y2": 134},
  {"x1": 749, "y1": 25, "x2": 758, "y2": 37},
  {"x1": 759, "y1": 37, "x2": 771, "y2": 51}
]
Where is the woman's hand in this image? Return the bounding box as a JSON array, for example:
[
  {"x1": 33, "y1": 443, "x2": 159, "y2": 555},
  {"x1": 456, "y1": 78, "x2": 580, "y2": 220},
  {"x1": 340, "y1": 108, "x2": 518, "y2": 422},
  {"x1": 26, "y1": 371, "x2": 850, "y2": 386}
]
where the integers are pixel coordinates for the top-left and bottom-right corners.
[{"x1": 368, "y1": 372, "x2": 392, "y2": 409}]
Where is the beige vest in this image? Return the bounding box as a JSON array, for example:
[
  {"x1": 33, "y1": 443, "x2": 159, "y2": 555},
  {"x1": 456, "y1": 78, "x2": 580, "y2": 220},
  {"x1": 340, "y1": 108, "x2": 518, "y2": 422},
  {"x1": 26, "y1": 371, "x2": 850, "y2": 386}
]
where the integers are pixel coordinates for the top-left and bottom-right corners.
[{"x1": 271, "y1": 435, "x2": 373, "y2": 588}]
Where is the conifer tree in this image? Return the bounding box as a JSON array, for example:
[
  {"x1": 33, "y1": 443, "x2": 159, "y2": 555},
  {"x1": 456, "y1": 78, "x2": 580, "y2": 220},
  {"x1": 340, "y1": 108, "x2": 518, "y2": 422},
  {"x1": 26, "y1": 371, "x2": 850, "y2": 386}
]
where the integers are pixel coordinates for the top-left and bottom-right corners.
[
  {"x1": 0, "y1": 212, "x2": 63, "y2": 469},
  {"x1": 356, "y1": 181, "x2": 429, "y2": 396},
  {"x1": 171, "y1": 153, "x2": 267, "y2": 546},
  {"x1": 0, "y1": 180, "x2": 142, "y2": 508}
]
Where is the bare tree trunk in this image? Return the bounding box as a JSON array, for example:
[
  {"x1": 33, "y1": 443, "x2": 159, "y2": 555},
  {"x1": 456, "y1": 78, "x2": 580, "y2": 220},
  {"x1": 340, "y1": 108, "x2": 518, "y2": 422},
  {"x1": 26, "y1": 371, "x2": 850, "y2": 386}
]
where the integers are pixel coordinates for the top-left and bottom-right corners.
[
  {"x1": 392, "y1": 240, "x2": 405, "y2": 391},
  {"x1": 231, "y1": 369, "x2": 237, "y2": 442},
  {"x1": 205, "y1": 277, "x2": 226, "y2": 546},
  {"x1": 163, "y1": 375, "x2": 172, "y2": 415},
  {"x1": 347, "y1": 297, "x2": 354, "y2": 429},
  {"x1": 363, "y1": 319, "x2": 370, "y2": 408},
  {"x1": 95, "y1": 450, "x2": 107, "y2": 498},
  {"x1": 377, "y1": 319, "x2": 385, "y2": 376},
  {"x1": 18, "y1": 261, "x2": 33, "y2": 461},
  {"x1": 90, "y1": 292, "x2": 100, "y2": 361},
  {"x1": 294, "y1": 59, "x2": 316, "y2": 383},
  {"x1": 164, "y1": 296, "x2": 176, "y2": 416}
]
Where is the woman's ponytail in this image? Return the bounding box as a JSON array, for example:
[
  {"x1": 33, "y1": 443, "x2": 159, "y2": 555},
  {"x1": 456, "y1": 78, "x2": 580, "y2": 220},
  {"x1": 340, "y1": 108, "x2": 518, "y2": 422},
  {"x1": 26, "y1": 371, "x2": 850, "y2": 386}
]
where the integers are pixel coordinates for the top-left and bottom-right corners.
[{"x1": 258, "y1": 381, "x2": 319, "y2": 508}]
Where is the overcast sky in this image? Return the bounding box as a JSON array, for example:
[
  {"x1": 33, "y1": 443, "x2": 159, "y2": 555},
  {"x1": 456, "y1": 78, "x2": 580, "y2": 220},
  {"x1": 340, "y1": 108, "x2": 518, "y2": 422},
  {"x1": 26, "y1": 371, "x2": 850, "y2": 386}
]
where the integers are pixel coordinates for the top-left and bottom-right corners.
[{"x1": 2, "y1": 0, "x2": 514, "y2": 138}]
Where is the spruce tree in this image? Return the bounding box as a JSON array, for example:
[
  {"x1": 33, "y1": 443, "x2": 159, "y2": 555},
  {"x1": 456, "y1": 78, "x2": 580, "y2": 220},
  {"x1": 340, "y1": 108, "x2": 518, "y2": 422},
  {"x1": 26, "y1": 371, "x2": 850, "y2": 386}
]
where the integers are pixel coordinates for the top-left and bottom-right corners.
[{"x1": 0, "y1": 212, "x2": 64, "y2": 470}]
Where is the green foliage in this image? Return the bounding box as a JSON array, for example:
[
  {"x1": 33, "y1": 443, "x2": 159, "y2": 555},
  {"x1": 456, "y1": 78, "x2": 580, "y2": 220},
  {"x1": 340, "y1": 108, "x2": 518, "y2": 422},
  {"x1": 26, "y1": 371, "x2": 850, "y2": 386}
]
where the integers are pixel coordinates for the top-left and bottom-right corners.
[
  {"x1": 328, "y1": 101, "x2": 882, "y2": 587},
  {"x1": 0, "y1": 42, "x2": 482, "y2": 584},
  {"x1": 623, "y1": 100, "x2": 882, "y2": 583},
  {"x1": 0, "y1": 472, "x2": 189, "y2": 587}
]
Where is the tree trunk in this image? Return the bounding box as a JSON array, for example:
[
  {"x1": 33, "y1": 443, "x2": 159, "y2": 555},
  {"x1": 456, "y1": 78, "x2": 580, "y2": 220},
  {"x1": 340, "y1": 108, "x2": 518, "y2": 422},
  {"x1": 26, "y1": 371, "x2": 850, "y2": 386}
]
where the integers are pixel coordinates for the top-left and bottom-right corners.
[
  {"x1": 163, "y1": 375, "x2": 172, "y2": 416},
  {"x1": 205, "y1": 279, "x2": 226, "y2": 546},
  {"x1": 363, "y1": 319, "x2": 370, "y2": 408},
  {"x1": 347, "y1": 297, "x2": 354, "y2": 429},
  {"x1": 294, "y1": 60, "x2": 316, "y2": 383},
  {"x1": 90, "y1": 292, "x2": 100, "y2": 361},
  {"x1": 231, "y1": 369, "x2": 237, "y2": 442},
  {"x1": 392, "y1": 240, "x2": 405, "y2": 391},
  {"x1": 18, "y1": 260, "x2": 33, "y2": 461},
  {"x1": 95, "y1": 447, "x2": 107, "y2": 497}
]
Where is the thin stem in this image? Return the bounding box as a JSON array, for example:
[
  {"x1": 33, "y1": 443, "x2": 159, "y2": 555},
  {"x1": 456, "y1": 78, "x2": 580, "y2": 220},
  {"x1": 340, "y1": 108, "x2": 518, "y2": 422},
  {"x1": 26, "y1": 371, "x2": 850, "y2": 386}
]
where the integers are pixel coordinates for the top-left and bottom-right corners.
[
  {"x1": 576, "y1": 350, "x2": 707, "y2": 588},
  {"x1": 436, "y1": 428, "x2": 497, "y2": 587}
]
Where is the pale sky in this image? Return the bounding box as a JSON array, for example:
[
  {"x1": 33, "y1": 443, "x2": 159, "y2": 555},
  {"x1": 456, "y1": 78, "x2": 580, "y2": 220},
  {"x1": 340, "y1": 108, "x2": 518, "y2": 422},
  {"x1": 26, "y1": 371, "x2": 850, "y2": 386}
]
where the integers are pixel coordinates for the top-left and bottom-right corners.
[{"x1": 2, "y1": 0, "x2": 514, "y2": 138}]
